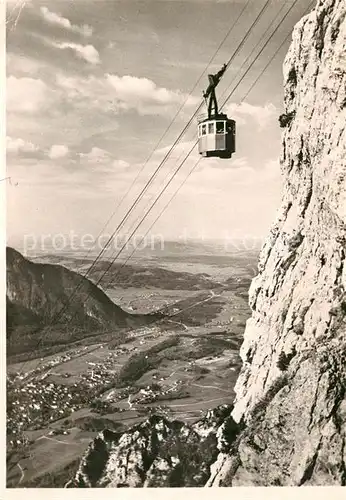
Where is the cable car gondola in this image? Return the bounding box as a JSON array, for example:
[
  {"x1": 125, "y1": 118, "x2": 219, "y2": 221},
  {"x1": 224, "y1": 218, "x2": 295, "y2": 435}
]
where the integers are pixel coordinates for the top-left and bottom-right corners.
[{"x1": 198, "y1": 64, "x2": 236, "y2": 159}]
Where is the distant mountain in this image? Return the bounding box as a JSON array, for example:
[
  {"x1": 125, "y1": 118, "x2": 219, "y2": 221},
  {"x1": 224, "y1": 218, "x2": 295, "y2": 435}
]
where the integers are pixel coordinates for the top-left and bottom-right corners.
[
  {"x1": 17, "y1": 237, "x2": 260, "y2": 263},
  {"x1": 6, "y1": 247, "x2": 155, "y2": 359}
]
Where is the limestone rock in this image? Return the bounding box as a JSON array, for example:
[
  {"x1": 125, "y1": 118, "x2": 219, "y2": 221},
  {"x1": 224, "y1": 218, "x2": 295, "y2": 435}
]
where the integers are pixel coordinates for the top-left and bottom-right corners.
[
  {"x1": 66, "y1": 405, "x2": 238, "y2": 487},
  {"x1": 211, "y1": 0, "x2": 346, "y2": 486}
]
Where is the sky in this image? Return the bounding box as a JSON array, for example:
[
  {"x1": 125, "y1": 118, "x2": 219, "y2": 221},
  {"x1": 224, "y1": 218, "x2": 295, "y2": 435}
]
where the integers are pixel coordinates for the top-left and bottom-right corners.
[{"x1": 6, "y1": 0, "x2": 314, "y2": 253}]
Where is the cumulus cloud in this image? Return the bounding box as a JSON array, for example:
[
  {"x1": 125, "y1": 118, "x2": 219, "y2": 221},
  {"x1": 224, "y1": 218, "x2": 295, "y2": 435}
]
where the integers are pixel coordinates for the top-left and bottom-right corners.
[
  {"x1": 7, "y1": 136, "x2": 71, "y2": 161},
  {"x1": 6, "y1": 136, "x2": 39, "y2": 154},
  {"x1": 55, "y1": 72, "x2": 197, "y2": 116},
  {"x1": 80, "y1": 147, "x2": 111, "y2": 163},
  {"x1": 78, "y1": 148, "x2": 131, "y2": 173},
  {"x1": 54, "y1": 42, "x2": 100, "y2": 64},
  {"x1": 225, "y1": 102, "x2": 277, "y2": 129},
  {"x1": 107, "y1": 74, "x2": 180, "y2": 104},
  {"x1": 106, "y1": 74, "x2": 192, "y2": 113},
  {"x1": 79, "y1": 148, "x2": 132, "y2": 177},
  {"x1": 7, "y1": 76, "x2": 50, "y2": 113},
  {"x1": 48, "y1": 145, "x2": 69, "y2": 159},
  {"x1": 40, "y1": 7, "x2": 93, "y2": 37}
]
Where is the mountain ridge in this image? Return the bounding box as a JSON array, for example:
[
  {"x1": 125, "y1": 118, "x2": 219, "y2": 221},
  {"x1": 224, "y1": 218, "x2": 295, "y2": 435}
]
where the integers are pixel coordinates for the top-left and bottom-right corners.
[
  {"x1": 6, "y1": 246, "x2": 155, "y2": 359},
  {"x1": 65, "y1": 405, "x2": 239, "y2": 488}
]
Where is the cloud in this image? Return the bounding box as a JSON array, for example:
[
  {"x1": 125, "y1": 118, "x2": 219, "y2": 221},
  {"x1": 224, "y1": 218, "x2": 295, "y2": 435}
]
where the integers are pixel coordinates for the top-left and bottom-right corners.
[
  {"x1": 79, "y1": 147, "x2": 111, "y2": 163},
  {"x1": 55, "y1": 73, "x2": 197, "y2": 116},
  {"x1": 106, "y1": 74, "x2": 198, "y2": 114},
  {"x1": 78, "y1": 148, "x2": 133, "y2": 178},
  {"x1": 225, "y1": 102, "x2": 277, "y2": 129},
  {"x1": 7, "y1": 76, "x2": 50, "y2": 113},
  {"x1": 6, "y1": 136, "x2": 39, "y2": 154},
  {"x1": 40, "y1": 7, "x2": 93, "y2": 37},
  {"x1": 7, "y1": 136, "x2": 71, "y2": 161},
  {"x1": 54, "y1": 42, "x2": 100, "y2": 64},
  {"x1": 113, "y1": 159, "x2": 130, "y2": 169},
  {"x1": 48, "y1": 145, "x2": 69, "y2": 159},
  {"x1": 107, "y1": 74, "x2": 179, "y2": 104}
]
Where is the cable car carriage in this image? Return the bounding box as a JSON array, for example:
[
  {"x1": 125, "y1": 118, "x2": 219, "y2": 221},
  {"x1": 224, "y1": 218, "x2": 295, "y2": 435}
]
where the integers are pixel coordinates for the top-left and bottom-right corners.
[{"x1": 198, "y1": 64, "x2": 236, "y2": 159}]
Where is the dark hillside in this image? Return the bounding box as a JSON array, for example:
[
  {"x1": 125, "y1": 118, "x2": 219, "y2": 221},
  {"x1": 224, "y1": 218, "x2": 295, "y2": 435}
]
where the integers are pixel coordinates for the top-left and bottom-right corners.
[{"x1": 6, "y1": 247, "x2": 156, "y2": 358}]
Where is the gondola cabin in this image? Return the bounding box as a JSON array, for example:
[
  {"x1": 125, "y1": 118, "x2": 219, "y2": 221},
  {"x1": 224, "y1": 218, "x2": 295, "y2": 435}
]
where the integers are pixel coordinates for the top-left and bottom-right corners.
[
  {"x1": 198, "y1": 63, "x2": 236, "y2": 159},
  {"x1": 198, "y1": 114, "x2": 236, "y2": 159}
]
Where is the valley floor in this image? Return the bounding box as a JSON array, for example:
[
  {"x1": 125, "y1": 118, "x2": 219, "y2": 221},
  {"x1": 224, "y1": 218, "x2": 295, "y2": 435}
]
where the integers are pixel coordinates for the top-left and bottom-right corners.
[{"x1": 6, "y1": 249, "x2": 256, "y2": 487}]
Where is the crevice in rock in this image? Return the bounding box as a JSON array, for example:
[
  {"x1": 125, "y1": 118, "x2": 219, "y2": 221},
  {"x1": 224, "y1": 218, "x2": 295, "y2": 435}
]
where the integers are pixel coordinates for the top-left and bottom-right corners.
[
  {"x1": 250, "y1": 374, "x2": 289, "y2": 423},
  {"x1": 330, "y1": 15, "x2": 343, "y2": 42},
  {"x1": 298, "y1": 439, "x2": 322, "y2": 485},
  {"x1": 301, "y1": 176, "x2": 313, "y2": 218}
]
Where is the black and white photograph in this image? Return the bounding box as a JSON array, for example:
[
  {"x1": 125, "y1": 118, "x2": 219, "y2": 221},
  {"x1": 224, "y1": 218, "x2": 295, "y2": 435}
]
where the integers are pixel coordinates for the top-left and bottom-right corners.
[{"x1": 3, "y1": 0, "x2": 346, "y2": 491}]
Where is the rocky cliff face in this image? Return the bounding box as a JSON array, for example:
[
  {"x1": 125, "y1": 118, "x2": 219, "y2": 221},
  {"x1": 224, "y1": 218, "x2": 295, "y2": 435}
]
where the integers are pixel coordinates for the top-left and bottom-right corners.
[
  {"x1": 66, "y1": 405, "x2": 238, "y2": 488},
  {"x1": 6, "y1": 247, "x2": 148, "y2": 357},
  {"x1": 208, "y1": 0, "x2": 346, "y2": 486}
]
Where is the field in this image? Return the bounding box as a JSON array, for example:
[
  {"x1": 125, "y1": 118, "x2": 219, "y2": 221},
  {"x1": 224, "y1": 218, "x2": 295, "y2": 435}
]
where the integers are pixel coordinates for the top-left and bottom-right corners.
[{"x1": 7, "y1": 243, "x2": 257, "y2": 487}]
